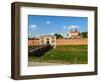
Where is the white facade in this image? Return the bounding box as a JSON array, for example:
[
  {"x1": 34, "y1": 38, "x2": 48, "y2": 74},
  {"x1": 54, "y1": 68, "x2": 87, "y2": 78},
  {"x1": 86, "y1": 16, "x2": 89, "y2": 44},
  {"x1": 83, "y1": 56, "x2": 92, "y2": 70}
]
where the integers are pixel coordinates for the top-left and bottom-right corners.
[
  {"x1": 67, "y1": 31, "x2": 80, "y2": 38},
  {"x1": 39, "y1": 35, "x2": 56, "y2": 48}
]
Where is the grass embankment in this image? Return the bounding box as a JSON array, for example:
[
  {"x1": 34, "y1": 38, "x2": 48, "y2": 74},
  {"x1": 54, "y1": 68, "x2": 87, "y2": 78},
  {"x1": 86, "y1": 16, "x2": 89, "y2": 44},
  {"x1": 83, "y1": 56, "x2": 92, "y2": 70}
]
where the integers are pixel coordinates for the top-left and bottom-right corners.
[{"x1": 28, "y1": 45, "x2": 88, "y2": 64}]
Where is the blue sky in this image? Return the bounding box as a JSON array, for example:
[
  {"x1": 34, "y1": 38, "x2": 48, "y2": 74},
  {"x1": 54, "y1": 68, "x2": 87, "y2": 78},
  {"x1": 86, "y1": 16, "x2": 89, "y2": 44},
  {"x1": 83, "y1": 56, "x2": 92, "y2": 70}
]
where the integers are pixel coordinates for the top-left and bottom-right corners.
[{"x1": 28, "y1": 15, "x2": 88, "y2": 38}]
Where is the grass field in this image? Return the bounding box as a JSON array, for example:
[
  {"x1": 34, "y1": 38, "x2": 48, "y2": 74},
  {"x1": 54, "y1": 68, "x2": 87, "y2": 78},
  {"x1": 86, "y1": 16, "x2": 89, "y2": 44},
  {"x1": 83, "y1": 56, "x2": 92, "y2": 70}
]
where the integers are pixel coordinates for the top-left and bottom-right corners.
[{"x1": 28, "y1": 45, "x2": 88, "y2": 64}]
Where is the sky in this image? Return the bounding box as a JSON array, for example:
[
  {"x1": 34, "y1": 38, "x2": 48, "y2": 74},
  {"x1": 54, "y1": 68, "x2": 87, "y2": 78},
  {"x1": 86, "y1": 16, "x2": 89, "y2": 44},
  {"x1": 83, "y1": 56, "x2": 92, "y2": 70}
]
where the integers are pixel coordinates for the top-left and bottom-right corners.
[{"x1": 28, "y1": 15, "x2": 88, "y2": 38}]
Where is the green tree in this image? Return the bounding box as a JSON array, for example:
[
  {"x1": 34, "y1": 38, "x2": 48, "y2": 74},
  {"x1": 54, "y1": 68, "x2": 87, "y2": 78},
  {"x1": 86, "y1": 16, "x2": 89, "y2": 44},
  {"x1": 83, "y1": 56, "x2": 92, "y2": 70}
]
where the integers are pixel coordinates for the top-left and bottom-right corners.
[
  {"x1": 80, "y1": 32, "x2": 88, "y2": 38},
  {"x1": 54, "y1": 33, "x2": 63, "y2": 39}
]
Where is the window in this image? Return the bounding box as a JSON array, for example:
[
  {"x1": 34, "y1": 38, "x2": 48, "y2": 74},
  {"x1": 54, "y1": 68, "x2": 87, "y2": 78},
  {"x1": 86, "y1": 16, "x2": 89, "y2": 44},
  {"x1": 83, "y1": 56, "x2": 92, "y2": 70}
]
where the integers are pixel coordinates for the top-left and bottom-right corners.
[
  {"x1": 51, "y1": 40, "x2": 55, "y2": 43},
  {"x1": 52, "y1": 37, "x2": 55, "y2": 39},
  {"x1": 46, "y1": 38, "x2": 49, "y2": 40}
]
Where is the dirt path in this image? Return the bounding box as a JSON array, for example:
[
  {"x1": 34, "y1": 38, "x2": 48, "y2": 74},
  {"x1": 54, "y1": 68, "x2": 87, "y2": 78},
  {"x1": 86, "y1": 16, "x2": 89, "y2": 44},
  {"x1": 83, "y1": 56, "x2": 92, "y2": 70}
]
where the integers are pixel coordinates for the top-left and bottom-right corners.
[{"x1": 28, "y1": 61, "x2": 68, "y2": 66}]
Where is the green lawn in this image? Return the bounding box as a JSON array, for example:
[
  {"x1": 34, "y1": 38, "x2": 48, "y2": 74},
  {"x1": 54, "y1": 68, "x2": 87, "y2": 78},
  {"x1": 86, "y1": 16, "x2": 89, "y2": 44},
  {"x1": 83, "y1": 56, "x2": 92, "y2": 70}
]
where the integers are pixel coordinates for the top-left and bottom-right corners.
[{"x1": 28, "y1": 45, "x2": 88, "y2": 64}]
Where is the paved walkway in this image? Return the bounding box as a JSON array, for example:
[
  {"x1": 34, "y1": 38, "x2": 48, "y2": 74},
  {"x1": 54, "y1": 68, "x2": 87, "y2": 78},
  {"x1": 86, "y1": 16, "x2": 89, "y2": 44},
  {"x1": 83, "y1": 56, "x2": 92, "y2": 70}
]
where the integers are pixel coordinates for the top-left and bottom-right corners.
[{"x1": 28, "y1": 62, "x2": 67, "y2": 66}]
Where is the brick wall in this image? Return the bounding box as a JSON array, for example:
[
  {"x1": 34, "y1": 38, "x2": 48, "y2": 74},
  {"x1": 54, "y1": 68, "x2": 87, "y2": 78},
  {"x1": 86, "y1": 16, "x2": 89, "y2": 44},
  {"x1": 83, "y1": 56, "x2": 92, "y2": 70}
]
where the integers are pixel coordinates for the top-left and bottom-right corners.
[
  {"x1": 56, "y1": 38, "x2": 87, "y2": 45},
  {"x1": 28, "y1": 38, "x2": 87, "y2": 46},
  {"x1": 28, "y1": 39, "x2": 39, "y2": 46}
]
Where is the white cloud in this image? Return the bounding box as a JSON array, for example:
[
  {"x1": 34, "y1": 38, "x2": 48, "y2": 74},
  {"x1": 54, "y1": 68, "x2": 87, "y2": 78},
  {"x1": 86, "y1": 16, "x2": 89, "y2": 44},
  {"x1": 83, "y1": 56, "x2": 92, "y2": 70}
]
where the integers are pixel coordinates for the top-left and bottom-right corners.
[
  {"x1": 30, "y1": 24, "x2": 37, "y2": 31},
  {"x1": 63, "y1": 26, "x2": 67, "y2": 29},
  {"x1": 46, "y1": 20, "x2": 51, "y2": 24},
  {"x1": 50, "y1": 33, "x2": 54, "y2": 35},
  {"x1": 63, "y1": 25, "x2": 80, "y2": 30},
  {"x1": 31, "y1": 24, "x2": 37, "y2": 28},
  {"x1": 68, "y1": 25, "x2": 80, "y2": 29}
]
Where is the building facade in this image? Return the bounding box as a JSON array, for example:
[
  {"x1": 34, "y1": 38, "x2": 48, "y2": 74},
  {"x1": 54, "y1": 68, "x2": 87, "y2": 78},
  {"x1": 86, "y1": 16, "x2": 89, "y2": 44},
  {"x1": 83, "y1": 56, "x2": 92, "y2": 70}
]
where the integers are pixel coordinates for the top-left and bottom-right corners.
[
  {"x1": 67, "y1": 28, "x2": 81, "y2": 38},
  {"x1": 39, "y1": 35, "x2": 56, "y2": 48}
]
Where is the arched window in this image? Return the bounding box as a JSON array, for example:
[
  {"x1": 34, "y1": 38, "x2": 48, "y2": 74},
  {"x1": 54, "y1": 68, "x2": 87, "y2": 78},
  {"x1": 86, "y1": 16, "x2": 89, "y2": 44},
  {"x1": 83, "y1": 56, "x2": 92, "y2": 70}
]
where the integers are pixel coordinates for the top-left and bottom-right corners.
[{"x1": 46, "y1": 38, "x2": 49, "y2": 40}]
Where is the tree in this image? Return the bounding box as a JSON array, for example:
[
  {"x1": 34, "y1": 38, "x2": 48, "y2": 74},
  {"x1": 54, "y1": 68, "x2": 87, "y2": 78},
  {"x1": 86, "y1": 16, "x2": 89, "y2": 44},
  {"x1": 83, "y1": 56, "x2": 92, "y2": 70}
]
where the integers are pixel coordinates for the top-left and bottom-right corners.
[
  {"x1": 79, "y1": 32, "x2": 88, "y2": 38},
  {"x1": 54, "y1": 33, "x2": 63, "y2": 39}
]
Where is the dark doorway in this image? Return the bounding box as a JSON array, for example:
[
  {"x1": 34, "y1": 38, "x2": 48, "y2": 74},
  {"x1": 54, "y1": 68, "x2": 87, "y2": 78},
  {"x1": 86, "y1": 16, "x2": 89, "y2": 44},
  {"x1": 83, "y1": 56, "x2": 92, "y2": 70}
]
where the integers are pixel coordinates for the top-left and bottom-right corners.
[{"x1": 46, "y1": 41, "x2": 50, "y2": 44}]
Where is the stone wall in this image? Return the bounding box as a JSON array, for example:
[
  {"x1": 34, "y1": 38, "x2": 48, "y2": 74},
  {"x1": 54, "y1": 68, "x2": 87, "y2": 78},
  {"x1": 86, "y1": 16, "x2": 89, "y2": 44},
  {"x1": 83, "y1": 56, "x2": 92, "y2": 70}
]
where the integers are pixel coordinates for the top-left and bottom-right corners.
[{"x1": 28, "y1": 38, "x2": 87, "y2": 46}]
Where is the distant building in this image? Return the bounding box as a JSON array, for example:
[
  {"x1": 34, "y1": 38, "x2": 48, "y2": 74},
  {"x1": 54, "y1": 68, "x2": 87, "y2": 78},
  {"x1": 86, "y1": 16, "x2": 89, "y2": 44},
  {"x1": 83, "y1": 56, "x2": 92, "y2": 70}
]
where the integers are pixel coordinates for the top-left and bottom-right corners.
[
  {"x1": 39, "y1": 35, "x2": 56, "y2": 48},
  {"x1": 67, "y1": 28, "x2": 81, "y2": 38}
]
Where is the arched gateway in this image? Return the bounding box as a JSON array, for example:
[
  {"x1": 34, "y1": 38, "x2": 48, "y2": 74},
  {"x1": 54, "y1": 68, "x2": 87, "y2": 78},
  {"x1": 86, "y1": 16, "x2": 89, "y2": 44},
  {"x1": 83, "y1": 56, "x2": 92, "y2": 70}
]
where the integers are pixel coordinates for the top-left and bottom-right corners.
[{"x1": 39, "y1": 35, "x2": 56, "y2": 48}]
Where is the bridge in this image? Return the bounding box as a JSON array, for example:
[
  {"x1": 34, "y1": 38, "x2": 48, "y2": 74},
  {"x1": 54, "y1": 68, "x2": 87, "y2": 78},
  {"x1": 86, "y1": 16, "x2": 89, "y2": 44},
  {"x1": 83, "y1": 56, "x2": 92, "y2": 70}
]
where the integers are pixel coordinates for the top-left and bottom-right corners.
[{"x1": 28, "y1": 44, "x2": 53, "y2": 57}]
